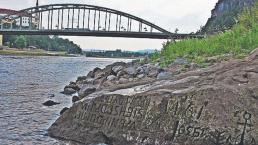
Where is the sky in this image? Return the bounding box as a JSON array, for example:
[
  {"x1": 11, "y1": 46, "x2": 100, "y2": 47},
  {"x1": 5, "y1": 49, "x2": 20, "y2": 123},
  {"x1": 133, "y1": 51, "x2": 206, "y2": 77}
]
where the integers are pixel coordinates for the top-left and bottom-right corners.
[{"x1": 0, "y1": 0, "x2": 218, "y2": 51}]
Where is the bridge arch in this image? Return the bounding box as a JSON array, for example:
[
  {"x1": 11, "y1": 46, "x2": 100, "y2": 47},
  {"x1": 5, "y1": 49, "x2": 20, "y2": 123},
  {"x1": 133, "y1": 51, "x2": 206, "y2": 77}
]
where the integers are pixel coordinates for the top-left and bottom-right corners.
[{"x1": 0, "y1": 4, "x2": 203, "y2": 39}]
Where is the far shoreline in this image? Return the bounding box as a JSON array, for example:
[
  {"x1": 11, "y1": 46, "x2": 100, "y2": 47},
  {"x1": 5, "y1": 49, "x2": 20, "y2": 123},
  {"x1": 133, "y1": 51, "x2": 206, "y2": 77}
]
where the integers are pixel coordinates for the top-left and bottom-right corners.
[
  {"x1": 0, "y1": 48, "x2": 142, "y2": 59},
  {"x1": 84, "y1": 56, "x2": 139, "y2": 60},
  {"x1": 0, "y1": 48, "x2": 80, "y2": 57}
]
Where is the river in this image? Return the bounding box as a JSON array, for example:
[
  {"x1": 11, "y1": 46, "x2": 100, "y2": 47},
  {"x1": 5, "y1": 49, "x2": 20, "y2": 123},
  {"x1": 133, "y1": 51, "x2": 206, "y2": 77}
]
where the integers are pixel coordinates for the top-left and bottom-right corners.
[{"x1": 0, "y1": 55, "x2": 131, "y2": 145}]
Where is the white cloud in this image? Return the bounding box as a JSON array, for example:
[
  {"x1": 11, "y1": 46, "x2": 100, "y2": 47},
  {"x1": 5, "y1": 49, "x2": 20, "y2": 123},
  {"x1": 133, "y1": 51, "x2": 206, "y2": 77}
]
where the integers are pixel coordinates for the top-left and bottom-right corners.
[{"x1": 0, "y1": 0, "x2": 218, "y2": 50}]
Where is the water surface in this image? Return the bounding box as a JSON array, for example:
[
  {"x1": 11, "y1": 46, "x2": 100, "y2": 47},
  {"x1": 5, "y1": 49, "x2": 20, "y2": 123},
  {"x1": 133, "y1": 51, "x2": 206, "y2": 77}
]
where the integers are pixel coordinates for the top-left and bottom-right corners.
[{"x1": 0, "y1": 55, "x2": 130, "y2": 145}]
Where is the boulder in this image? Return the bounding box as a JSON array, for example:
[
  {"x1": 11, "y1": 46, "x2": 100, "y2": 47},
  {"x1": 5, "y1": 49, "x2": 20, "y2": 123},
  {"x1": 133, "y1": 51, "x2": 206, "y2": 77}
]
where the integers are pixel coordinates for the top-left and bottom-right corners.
[
  {"x1": 49, "y1": 55, "x2": 258, "y2": 145},
  {"x1": 117, "y1": 70, "x2": 126, "y2": 77},
  {"x1": 87, "y1": 67, "x2": 102, "y2": 78},
  {"x1": 124, "y1": 67, "x2": 137, "y2": 77},
  {"x1": 64, "y1": 83, "x2": 80, "y2": 92},
  {"x1": 136, "y1": 66, "x2": 145, "y2": 74},
  {"x1": 147, "y1": 69, "x2": 159, "y2": 78},
  {"x1": 78, "y1": 86, "x2": 96, "y2": 99},
  {"x1": 43, "y1": 100, "x2": 60, "y2": 106},
  {"x1": 76, "y1": 76, "x2": 87, "y2": 83},
  {"x1": 93, "y1": 77, "x2": 106, "y2": 86},
  {"x1": 137, "y1": 74, "x2": 145, "y2": 79},
  {"x1": 60, "y1": 107, "x2": 69, "y2": 115},
  {"x1": 61, "y1": 88, "x2": 76, "y2": 95},
  {"x1": 142, "y1": 66, "x2": 150, "y2": 75},
  {"x1": 95, "y1": 71, "x2": 106, "y2": 80},
  {"x1": 72, "y1": 96, "x2": 80, "y2": 103},
  {"x1": 112, "y1": 66, "x2": 124, "y2": 74},
  {"x1": 107, "y1": 75, "x2": 117, "y2": 81},
  {"x1": 119, "y1": 78, "x2": 128, "y2": 84},
  {"x1": 172, "y1": 58, "x2": 189, "y2": 65},
  {"x1": 157, "y1": 71, "x2": 172, "y2": 79}
]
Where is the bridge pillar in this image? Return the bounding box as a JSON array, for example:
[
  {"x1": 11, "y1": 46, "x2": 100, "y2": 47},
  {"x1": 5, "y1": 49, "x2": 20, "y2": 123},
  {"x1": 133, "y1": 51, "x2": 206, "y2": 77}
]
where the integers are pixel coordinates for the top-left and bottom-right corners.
[{"x1": 0, "y1": 34, "x2": 3, "y2": 46}]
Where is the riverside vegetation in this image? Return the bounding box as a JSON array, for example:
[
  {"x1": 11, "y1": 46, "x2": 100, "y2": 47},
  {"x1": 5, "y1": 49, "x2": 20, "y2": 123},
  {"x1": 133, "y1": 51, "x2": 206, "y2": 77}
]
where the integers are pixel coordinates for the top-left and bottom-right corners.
[
  {"x1": 2, "y1": 35, "x2": 82, "y2": 54},
  {"x1": 152, "y1": 1, "x2": 258, "y2": 67},
  {"x1": 47, "y1": 1, "x2": 258, "y2": 145}
]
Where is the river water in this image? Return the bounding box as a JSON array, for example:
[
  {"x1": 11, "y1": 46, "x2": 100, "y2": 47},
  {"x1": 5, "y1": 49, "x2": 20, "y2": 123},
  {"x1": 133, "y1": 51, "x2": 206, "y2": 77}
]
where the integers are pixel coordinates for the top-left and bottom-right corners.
[{"x1": 0, "y1": 55, "x2": 131, "y2": 145}]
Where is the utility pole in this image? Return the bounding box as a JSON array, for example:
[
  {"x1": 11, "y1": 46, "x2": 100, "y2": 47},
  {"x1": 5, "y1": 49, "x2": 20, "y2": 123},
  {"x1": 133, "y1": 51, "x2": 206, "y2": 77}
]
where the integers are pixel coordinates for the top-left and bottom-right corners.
[
  {"x1": 36, "y1": 0, "x2": 39, "y2": 8},
  {"x1": 35, "y1": 0, "x2": 39, "y2": 29}
]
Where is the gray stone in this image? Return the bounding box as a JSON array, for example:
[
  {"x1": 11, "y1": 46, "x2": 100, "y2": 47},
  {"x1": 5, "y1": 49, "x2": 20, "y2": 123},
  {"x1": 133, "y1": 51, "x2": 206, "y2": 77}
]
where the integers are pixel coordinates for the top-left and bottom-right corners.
[
  {"x1": 87, "y1": 67, "x2": 102, "y2": 78},
  {"x1": 72, "y1": 96, "x2": 80, "y2": 103},
  {"x1": 112, "y1": 66, "x2": 124, "y2": 74},
  {"x1": 143, "y1": 67, "x2": 150, "y2": 75},
  {"x1": 43, "y1": 100, "x2": 60, "y2": 106},
  {"x1": 157, "y1": 71, "x2": 172, "y2": 79},
  {"x1": 172, "y1": 58, "x2": 189, "y2": 65},
  {"x1": 147, "y1": 69, "x2": 159, "y2": 78},
  {"x1": 76, "y1": 76, "x2": 87, "y2": 82},
  {"x1": 119, "y1": 78, "x2": 128, "y2": 84},
  {"x1": 136, "y1": 66, "x2": 145, "y2": 74},
  {"x1": 107, "y1": 75, "x2": 117, "y2": 81},
  {"x1": 137, "y1": 74, "x2": 145, "y2": 79},
  {"x1": 124, "y1": 67, "x2": 137, "y2": 76},
  {"x1": 94, "y1": 71, "x2": 106, "y2": 79},
  {"x1": 78, "y1": 86, "x2": 96, "y2": 99},
  {"x1": 62, "y1": 88, "x2": 76, "y2": 95},
  {"x1": 64, "y1": 82, "x2": 80, "y2": 91},
  {"x1": 117, "y1": 71, "x2": 126, "y2": 77}
]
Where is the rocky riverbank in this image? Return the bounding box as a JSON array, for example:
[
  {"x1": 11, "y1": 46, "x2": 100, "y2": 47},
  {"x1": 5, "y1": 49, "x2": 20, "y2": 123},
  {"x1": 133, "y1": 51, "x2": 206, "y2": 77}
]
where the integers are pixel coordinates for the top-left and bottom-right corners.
[
  {"x1": 60, "y1": 57, "x2": 199, "y2": 98},
  {"x1": 48, "y1": 49, "x2": 258, "y2": 145}
]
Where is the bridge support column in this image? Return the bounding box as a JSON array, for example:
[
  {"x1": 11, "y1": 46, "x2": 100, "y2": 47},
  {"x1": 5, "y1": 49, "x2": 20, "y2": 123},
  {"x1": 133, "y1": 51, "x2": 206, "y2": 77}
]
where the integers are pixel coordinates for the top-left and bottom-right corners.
[
  {"x1": 0, "y1": 34, "x2": 3, "y2": 46},
  {"x1": 0, "y1": 21, "x2": 2, "y2": 30}
]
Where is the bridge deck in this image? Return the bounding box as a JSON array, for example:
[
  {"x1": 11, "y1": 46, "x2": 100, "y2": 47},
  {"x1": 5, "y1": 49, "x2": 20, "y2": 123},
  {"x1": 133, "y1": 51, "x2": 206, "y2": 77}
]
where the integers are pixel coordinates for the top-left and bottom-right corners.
[{"x1": 0, "y1": 29, "x2": 203, "y2": 39}]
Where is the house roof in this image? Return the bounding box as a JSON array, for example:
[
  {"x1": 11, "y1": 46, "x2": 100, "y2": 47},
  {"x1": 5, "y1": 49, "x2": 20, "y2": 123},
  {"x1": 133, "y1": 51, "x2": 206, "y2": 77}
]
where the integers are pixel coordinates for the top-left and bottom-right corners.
[
  {"x1": 0, "y1": 8, "x2": 30, "y2": 17},
  {"x1": 0, "y1": 8, "x2": 18, "y2": 15}
]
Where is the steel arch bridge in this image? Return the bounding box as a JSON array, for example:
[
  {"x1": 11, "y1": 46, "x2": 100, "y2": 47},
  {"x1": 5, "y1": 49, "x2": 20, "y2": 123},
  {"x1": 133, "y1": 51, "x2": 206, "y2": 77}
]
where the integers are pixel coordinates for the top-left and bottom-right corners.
[{"x1": 0, "y1": 4, "x2": 203, "y2": 39}]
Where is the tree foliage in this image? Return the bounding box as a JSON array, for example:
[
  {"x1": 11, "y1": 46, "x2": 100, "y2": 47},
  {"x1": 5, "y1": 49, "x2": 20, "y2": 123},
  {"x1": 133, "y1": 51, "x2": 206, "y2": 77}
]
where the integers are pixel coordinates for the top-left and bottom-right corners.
[
  {"x1": 14, "y1": 36, "x2": 27, "y2": 49},
  {"x1": 4, "y1": 35, "x2": 82, "y2": 54}
]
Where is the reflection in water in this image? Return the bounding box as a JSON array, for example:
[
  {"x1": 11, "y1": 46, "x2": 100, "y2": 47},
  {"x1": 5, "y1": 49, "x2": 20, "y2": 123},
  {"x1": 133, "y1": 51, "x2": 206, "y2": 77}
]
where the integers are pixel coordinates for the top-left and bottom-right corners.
[{"x1": 0, "y1": 56, "x2": 130, "y2": 145}]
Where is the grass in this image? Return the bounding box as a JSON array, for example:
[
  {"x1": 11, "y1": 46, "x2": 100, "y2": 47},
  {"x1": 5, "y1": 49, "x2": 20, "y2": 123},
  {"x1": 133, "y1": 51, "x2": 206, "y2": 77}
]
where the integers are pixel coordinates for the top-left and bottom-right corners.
[{"x1": 152, "y1": 3, "x2": 258, "y2": 66}]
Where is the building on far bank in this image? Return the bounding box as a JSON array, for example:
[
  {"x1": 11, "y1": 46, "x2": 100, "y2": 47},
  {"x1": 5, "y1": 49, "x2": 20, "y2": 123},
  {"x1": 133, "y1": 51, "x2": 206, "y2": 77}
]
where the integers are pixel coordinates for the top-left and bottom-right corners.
[{"x1": 0, "y1": 8, "x2": 37, "y2": 29}]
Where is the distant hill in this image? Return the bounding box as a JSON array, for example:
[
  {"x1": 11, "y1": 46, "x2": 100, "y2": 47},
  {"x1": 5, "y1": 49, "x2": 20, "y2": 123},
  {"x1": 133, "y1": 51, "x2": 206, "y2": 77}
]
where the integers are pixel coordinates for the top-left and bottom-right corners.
[
  {"x1": 83, "y1": 49, "x2": 149, "y2": 58},
  {"x1": 201, "y1": 0, "x2": 254, "y2": 33},
  {"x1": 136, "y1": 49, "x2": 157, "y2": 54}
]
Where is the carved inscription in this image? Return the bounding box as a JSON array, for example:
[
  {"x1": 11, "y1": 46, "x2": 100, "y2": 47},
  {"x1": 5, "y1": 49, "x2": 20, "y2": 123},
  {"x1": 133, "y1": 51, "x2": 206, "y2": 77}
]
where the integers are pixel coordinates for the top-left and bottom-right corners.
[
  {"x1": 74, "y1": 95, "x2": 150, "y2": 130},
  {"x1": 72, "y1": 94, "x2": 258, "y2": 144}
]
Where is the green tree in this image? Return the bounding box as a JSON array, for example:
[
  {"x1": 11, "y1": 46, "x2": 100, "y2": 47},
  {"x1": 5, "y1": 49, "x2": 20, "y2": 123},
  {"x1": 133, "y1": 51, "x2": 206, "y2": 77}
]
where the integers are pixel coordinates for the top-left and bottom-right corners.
[
  {"x1": 15, "y1": 36, "x2": 27, "y2": 49},
  {"x1": 4, "y1": 35, "x2": 82, "y2": 54}
]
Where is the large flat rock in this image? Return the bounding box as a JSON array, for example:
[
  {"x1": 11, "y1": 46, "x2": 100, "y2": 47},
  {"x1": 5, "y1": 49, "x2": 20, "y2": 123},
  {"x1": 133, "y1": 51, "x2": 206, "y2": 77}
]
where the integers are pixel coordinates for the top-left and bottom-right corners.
[{"x1": 48, "y1": 56, "x2": 258, "y2": 145}]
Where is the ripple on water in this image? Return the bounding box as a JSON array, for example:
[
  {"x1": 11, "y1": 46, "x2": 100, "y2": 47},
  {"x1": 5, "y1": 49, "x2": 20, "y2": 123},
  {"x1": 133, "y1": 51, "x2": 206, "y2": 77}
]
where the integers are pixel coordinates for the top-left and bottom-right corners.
[{"x1": 0, "y1": 55, "x2": 132, "y2": 144}]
